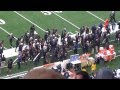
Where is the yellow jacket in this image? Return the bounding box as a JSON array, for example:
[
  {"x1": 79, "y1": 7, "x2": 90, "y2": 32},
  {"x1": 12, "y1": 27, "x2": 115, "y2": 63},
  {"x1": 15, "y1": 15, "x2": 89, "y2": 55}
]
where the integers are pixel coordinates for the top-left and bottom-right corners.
[
  {"x1": 82, "y1": 68, "x2": 86, "y2": 72},
  {"x1": 91, "y1": 64, "x2": 96, "y2": 71},
  {"x1": 82, "y1": 68, "x2": 87, "y2": 72}
]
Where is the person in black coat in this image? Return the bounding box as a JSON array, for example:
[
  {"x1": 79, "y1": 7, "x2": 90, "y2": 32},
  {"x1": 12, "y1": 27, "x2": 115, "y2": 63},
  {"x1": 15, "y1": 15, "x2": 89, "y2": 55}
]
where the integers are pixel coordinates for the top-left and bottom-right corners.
[
  {"x1": 117, "y1": 21, "x2": 120, "y2": 30},
  {"x1": 109, "y1": 11, "x2": 116, "y2": 23},
  {"x1": 86, "y1": 27, "x2": 89, "y2": 34},
  {"x1": 59, "y1": 49, "x2": 66, "y2": 61},
  {"x1": 30, "y1": 25, "x2": 35, "y2": 37},
  {"x1": 111, "y1": 21, "x2": 116, "y2": 30},
  {"x1": 90, "y1": 40, "x2": 95, "y2": 54},
  {"x1": 44, "y1": 32, "x2": 48, "y2": 41},
  {"x1": 117, "y1": 33, "x2": 120, "y2": 46},
  {"x1": 74, "y1": 42, "x2": 78, "y2": 54},
  {"x1": 1, "y1": 55, "x2": 6, "y2": 62},
  {"x1": 99, "y1": 56, "x2": 105, "y2": 67},
  {"x1": 24, "y1": 33, "x2": 29, "y2": 45},
  {"x1": 80, "y1": 26, "x2": 85, "y2": 36},
  {"x1": 98, "y1": 23, "x2": 103, "y2": 30},
  {"x1": 91, "y1": 25, "x2": 96, "y2": 34},
  {"x1": 51, "y1": 50, "x2": 57, "y2": 63},
  {"x1": 75, "y1": 35, "x2": 79, "y2": 44},
  {"x1": 80, "y1": 35, "x2": 84, "y2": 47},
  {"x1": 0, "y1": 47, "x2": 3, "y2": 58},
  {"x1": 15, "y1": 38, "x2": 20, "y2": 52},
  {"x1": 82, "y1": 42, "x2": 89, "y2": 54},
  {"x1": 8, "y1": 33, "x2": 15, "y2": 47},
  {"x1": 94, "y1": 34, "x2": 100, "y2": 52},
  {"x1": 115, "y1": 30, "x2": 120, "y2": 43},
  {"x1": 17, "y1": 54, "x2": 22, "y2": 69},
  {"x1": 7, "y1": 59, "x2": 13, "y2": 74}
]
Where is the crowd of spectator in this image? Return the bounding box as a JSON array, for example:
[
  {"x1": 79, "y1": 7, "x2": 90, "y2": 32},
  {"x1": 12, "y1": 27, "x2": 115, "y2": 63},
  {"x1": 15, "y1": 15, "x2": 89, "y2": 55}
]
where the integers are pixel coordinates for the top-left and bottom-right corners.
[
  {"x1": 0, "y1": 21, "x2": 120, "y2": 75},
  {"x1": 1, "y1": 11, "x2": 120, "y2": 79}
]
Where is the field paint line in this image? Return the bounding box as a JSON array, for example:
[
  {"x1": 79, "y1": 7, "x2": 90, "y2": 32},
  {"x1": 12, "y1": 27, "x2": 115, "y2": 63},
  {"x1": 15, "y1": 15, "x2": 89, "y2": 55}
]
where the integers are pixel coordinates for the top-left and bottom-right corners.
[
  {"x1": 116, "y1": 55, "x2": 120, "y2": 58},
  {"x1": 13, "y1": 58, "x2": 18, "y2": 64},
  {"x1": 0, "y1": 27, "x2": 17, "y2": 40},
  {"x1": 0, "y1": 71, "x2": 28, "y2": 79},
  {"x1": 51, "y1": 11, "x2": 80, "y2": 30},
  {"x1": 0, "y1": 27, "x2": 10, "y2": 35},
  {"x1": 75, "y1": 31, "x2": 79, "y2": 33},
  {"x1": 68, "y1": 32, "x2": 74, "y2": 35},
  {"x1": 33, "y1": 53, "x2": 40, "y2": 61},
  {"x1": 1, "y1": 59, "x2": 33, "y2": 69},
  {"x1": 86, "y1": 11, "x2": 105, "y2": 22},
  {"x1": 13, "y1": 11, "x2": 47, "y2": 33}
]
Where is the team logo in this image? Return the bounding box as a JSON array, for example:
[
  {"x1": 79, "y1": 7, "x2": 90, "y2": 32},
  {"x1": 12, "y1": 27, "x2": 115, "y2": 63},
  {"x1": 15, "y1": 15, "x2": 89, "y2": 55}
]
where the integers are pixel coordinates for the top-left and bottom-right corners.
[{"x1": 41, "y1": 11, "x2": 62, "y2": 15}]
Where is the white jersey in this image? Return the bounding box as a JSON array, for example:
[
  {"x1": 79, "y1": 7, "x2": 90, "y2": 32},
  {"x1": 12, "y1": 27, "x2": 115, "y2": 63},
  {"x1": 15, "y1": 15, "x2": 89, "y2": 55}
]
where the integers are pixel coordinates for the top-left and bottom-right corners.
[
  {"x1": 33, "y1": 43, "x2": 35, "y2": 48},
  {"x1": 43, "y1": 45, "x2": 47, "y2": 51}
]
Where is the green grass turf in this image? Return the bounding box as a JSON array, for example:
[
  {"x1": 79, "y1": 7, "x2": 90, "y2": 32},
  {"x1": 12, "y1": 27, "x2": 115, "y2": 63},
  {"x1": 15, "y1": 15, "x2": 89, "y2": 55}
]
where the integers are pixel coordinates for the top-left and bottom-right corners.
[
  {"x1": 18, "y1": 11, "x2": 78, "y2": 34},
  {"x1": 91, "y1": 11, "x2": 120, "y2": 22},
  {"x1": 59, "y1": 11, "x2": 103, "y2": 27},
  {"x1": 0, "y1": 11, "x2": 120, "y2": 77}
]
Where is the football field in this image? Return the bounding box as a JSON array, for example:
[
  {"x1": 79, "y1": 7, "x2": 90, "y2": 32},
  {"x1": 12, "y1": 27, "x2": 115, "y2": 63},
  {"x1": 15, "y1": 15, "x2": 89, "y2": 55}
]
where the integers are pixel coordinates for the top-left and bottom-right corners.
[{"x1": 1, "y1": 11, "x2": 120, "y2": 76}]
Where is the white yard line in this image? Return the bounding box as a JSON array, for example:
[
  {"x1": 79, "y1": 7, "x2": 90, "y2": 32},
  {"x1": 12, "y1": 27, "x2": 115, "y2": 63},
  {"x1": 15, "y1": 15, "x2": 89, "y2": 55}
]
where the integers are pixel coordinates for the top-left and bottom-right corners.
[
  {"x1": 13, "y1": 11, "x2": 47, "y2": 33},
  {"x1": 13, "y1": 58, "x2": 18, "y2": 64},
  {"x1": 0, "y1": 27, "x2": 17, "y2": 40},
  {"x1": 0, "y1": 71, "x2": 28, "y2": 79},
  {"x1": 0, "y1": 27, "x2": 10, "y2": 35},
  {"x1": 86, "y1": 11, "x2": 105, "y2": 22},
  {"x1": 51, "y1": 11, "x2": 80, "y2": 30},
  {"x1": 75, "y1": 31, "x2": 78, "y2": 33},
  {"x1": 68, "y1": 32, "x2": 74, "y2": 34}
]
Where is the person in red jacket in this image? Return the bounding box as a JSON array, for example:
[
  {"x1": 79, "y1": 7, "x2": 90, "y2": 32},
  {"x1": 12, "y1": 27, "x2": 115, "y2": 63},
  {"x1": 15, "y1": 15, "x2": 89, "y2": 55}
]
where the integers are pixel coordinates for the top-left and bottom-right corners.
[{"x1": 104, "y1": 19, "x2": 109, "y2": 31}]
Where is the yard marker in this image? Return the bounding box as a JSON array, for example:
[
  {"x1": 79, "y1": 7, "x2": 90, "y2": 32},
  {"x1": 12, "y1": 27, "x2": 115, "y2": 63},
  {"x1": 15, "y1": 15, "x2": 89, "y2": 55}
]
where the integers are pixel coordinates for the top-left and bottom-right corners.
[
  {"x1": 86, "y1": 11, "x2": 105, "y2": 22},
  {"x1": 13, "y1": 11, "x2": 47, "y2": 33},
  {"x1": 51, "y1": 11, "x2": 80, "y2": 30}
]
